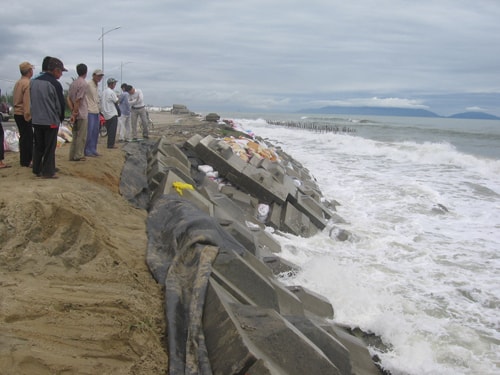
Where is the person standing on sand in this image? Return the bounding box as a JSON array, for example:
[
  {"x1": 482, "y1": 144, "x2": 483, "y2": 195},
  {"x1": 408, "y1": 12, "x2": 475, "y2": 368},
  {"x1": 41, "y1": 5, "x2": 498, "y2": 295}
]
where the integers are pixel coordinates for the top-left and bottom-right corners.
[
  {"x1": 101, "y1": 78, "x2": 119, "y2": 149},
  {"x1": 127, "y1": 85, "x2": 149, "y2": 140},
  {"x1": 13, "y1": 61, "x2": 34, "y2": 167},
  {"x1": 117, "y1": 83, "x2": 131, "y2": 142},
  {"x1": 85, "y1": 69, "x2": 104, "y2": 157},
  {"x1": 30, "y1": 57, "x2": 67, "y2": 179},
  {"x1": 35, "y1": 56, "x2": 51, "y2": 78},
  {"x1": 67, "y1": 63, "x2": 89, "y2": 161}
]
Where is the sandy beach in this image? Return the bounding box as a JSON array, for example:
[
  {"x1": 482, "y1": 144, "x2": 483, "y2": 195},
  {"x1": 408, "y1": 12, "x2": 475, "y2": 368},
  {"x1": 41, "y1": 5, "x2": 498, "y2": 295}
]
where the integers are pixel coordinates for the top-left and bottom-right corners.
[{"x1": 0, "y1": 112, "x2": 219, "y2": 374}]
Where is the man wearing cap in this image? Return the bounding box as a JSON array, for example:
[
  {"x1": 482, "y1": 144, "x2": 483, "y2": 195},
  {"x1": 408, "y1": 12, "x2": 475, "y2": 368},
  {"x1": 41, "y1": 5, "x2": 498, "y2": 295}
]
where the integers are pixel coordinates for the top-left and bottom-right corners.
[
  {"x1": 101, "y1": 77, "x2": 119, "y2": 148},
  {"x1": 67, "y1": 63, "x2": 88, "y2": 161},
  {"x1": 13, "y1": 61, "x2": 34, "y2": 167},
  {"x1": 30, "y1": 57, "x2": 67, "y2": 179},
  {"x1": 84, "y1": 69, "x2": 104, "y2": 157}
]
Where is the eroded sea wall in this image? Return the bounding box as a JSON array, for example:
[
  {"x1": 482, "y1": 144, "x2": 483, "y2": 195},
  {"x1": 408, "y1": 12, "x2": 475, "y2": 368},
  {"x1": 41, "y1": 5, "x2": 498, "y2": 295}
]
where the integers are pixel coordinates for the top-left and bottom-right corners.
[{"x1": 120, "y1": 131, "x2": 383, "y2": 375}]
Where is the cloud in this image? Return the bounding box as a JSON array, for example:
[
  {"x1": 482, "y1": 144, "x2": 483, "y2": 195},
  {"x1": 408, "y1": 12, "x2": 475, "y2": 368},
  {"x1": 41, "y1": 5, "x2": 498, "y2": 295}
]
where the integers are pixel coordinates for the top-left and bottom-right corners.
[
  {"x1": 1, "y1": 0, "x2": 500, "y2": 115},
  {"x1": 465, "y1": 106, "x2": 486, "y2": 112}
]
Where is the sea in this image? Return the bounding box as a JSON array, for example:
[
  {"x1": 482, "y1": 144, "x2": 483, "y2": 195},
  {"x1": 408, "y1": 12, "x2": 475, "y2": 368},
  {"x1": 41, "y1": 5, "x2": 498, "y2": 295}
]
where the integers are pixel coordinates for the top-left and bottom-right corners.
[{"x1": 220, "y1": 112, "x2": 500, "y2": 375}]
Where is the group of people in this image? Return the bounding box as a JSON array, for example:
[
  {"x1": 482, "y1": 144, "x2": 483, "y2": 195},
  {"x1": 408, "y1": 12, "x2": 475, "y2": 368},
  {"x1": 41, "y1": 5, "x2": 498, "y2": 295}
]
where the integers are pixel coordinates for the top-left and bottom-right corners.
[
  {"x1": 0, "y1": 56, "x2": 150, "y2": 179},
  {"x1": 4, "y1": 56, "x2": 68, "y2": 178}
]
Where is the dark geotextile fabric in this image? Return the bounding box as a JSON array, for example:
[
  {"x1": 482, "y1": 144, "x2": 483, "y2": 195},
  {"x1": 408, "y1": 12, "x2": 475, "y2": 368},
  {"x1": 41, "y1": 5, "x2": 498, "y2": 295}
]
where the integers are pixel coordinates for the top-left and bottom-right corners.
[
  {"x1": 121, "y1": 143, "x2": 247, "y2": 374},
  {"x1": 119, "y1": 142, "x2": 152, "y2": 210},
  {"x1": 146, "y1": 195, "x2": 246, "y2": 375}
]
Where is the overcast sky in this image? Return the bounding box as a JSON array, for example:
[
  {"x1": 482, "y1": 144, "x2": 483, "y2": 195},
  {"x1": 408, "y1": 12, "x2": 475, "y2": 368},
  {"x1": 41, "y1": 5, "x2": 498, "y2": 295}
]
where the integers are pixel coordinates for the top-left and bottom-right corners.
[{"x1": 1, "y1": 0, "x2": 499, "y2": 116}]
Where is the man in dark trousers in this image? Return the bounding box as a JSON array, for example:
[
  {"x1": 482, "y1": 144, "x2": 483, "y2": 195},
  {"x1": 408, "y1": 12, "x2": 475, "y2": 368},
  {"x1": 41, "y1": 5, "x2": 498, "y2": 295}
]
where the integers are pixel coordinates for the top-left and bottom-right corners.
[
  {"x1": 13, "y1": 61, "x2": 35, "y2": 167},
  {"x1": 30, "y1": 57, "x2": 67, "y2": 179}
]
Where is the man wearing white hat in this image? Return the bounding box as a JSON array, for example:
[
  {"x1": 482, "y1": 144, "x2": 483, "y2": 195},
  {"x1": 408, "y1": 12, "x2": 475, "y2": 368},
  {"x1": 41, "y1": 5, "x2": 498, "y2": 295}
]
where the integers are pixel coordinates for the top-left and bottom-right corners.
[{"x1": 84, "y1": 69, "x2": 104, "y2": 157}]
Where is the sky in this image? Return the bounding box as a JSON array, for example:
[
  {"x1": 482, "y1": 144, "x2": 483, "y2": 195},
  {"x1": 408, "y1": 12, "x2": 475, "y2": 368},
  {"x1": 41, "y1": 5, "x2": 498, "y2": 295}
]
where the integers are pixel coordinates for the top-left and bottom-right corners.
[{"x1": 1, "y1": 0, "x2": 500, "y2": 116}]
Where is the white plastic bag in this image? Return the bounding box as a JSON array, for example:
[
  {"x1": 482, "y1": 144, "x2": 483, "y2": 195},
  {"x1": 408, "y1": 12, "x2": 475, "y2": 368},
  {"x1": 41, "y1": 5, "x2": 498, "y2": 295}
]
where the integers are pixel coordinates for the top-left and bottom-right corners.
[
  {"x1": 4, "y1": 129, "x2": 19, "y2": 152},
  {"x1": 256, "y1": 203, "x2": 270, "y2": 223},
  {"x1": 198, "y1": 165, "x2": 214, "y2": 173}
]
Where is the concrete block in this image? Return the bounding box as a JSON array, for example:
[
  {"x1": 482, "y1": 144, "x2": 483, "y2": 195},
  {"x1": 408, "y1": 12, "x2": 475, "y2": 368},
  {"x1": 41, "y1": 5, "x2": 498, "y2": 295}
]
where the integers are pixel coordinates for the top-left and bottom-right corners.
[
  {"x1": 214, "y1": 138, "x2": 234, "y2": 160},
  {"x1": 230, "y1": 304, "x2": 341, "y2": 375},
  {"x1": 239, "y1": 249, "x2": 273, "y2": 278},
  {"x1": 300, "y1": 168, "x2": 313, "y2": 182},
  {"x1": 268, "y1": 203, "x2": 283, "y2": 230},
  {"x1": 204, "y1": 280, "x2": 337, "y2": 375},
  {"x1": 297, "y1": 193, "x2": 324, "y2": 217},
  {"x1": 210, "y1": 269, "x2": 258, "y2": 306},
  {"x1": 195, "y1": 136, "x2": 247, "y2": 179},
  {"x1": 154, "y1": 136, "x2": 188, "y2": 163},
  {"x1": 219, "y1": 220, "x2": 258, "y2": 255},
  {"x1": 286, "y1": 285, "x2": 334, "y2": 320},
  {"x1": 259, "y1": 157, "x2": 275, "y2": 172},
  {"x1": 254, "y1": 230, "x2": 282, "y2": 255},
  {"x1": 146, "y1": 156, "x2": 168, "y2": 192},
  {"x1": 249, "y1": 154, "x2": 264, "y2": 168},
  {"x1": 210, "y1": 193, "x2": 247, "y2": 221},
  {"x1": 240, "y1": 165, "x2": 289, "y2": 204},
  {"x1": 269, "y1": 279, "x2": 305, "y2": 316},
  {"x1": 282, "y1": 175, "x2": 300, "y2": 199},
  {"x1": 185, "y1": 134, "x2": 203, "y2": 150},
  {"x1": 242, "y1": 165, "x2": 288, "y2": 202},
  {"x1": 213, "y1": 248, "x2": 279, "y2": 310},
  {"x1": 155, "y1": 170, "x2": 213, "y2": 216},
  {"x1": 263, "y1": 256, "x2": 300, "y2": 276},
  {"x1": 285, "y1": 166, "x2": 301, "y2": 179},
  {"x1": 225, "y1": 153, "x2": 248, "y2": 173},
  {"x1": 302, "y1": 179, "x2": 323, "y2": 197},
  {"x1": 263, "y1": 162, "x2": 287, "y2": 184},
  {"x1": 203, "y1": 280, "x2": 258, "y2": 374},
  {"x1": 198, "y1": 176, "x2": 220, "y2": 200},
  {"x1": 297, "y1": 184, "x2": 323, "y2": 202},
  {"x1": 180, "y1": 188, "x2": 214, "y2": 217},
  {"x1": 226, "y1": 171, "x2": 285, "y2": 206},
  {"x1": 321, "y1": 324, "x2": 382, "y2": 375},
  {"x1": 283, "y1": 202, "x2": 318, "y2": 237},
  {"x1": 220, "y1": 185, "x2": 259, "y2": 209},
  {"x1": 195, "y1": 136, "x2": 292, "y2": 205},
  {"x1": 245, "y1": 359, "x2": 275, "y2": 375},
  {"x1": 147, "y1": 154, "x2": 194, "y2": 192},
  {"x1": 295, "y1": 194, "x2": 328, "y2": 229},
  {"x1": 286, "y1": 316, "x2": 352, "y2": 375},
  {"x1": 210, "y1": 193, "x2": 263, "y2": 230},
  {"x1": 206, "y1": 192, "x2": 263, "y2": 234}
]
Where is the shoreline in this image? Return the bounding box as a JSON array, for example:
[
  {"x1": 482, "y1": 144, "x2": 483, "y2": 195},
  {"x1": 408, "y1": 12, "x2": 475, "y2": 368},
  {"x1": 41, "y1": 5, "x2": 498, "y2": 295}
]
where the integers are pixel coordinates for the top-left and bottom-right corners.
[{"x1": 0, "y1": 111, "x2": 382, "y2": 374}]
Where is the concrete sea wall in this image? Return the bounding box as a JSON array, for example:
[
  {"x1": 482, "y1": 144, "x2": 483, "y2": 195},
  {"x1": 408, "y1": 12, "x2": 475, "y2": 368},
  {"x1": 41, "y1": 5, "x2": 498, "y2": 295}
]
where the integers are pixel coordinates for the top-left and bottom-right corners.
[{"x1": 120, "y1": 132, "x2": 383, "y2": 375}]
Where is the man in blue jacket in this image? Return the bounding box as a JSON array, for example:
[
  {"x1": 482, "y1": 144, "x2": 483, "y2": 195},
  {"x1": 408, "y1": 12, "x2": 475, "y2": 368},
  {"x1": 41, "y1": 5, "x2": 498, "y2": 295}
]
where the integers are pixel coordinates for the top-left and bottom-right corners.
[{"x1": 30, "y1": 57, "x2": 67, "y2": 179}]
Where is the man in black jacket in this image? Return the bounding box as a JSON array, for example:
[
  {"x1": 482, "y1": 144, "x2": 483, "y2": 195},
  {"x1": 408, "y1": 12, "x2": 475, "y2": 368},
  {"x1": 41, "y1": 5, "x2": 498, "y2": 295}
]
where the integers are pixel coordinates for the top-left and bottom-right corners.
[{"x1": 30, "y1": 57, "x2": 67, "y2": 179}]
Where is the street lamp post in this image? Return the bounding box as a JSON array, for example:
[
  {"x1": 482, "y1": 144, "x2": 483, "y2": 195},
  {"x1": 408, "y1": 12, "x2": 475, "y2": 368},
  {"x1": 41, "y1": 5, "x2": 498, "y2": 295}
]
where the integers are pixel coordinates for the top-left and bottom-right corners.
[
  {"x1": 120, "y1": 61, "x2": 133, "y2": 85},
  {"x1": 98, "y1": 26, "x2": 121, "y2": 90}
]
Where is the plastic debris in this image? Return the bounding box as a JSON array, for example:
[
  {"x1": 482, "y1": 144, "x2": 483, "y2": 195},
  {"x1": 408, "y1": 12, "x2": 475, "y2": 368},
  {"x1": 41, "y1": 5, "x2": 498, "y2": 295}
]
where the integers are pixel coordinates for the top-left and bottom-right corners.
[{"x1": 172, "y1": 181, "x2": 195, "y2": 196}]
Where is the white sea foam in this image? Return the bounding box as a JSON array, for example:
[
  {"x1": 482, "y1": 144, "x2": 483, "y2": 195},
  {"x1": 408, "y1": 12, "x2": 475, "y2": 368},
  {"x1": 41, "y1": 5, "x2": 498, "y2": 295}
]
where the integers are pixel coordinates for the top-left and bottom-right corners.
[{"x1": 229, "y1": 116, "x2": 500, "y2": 375}]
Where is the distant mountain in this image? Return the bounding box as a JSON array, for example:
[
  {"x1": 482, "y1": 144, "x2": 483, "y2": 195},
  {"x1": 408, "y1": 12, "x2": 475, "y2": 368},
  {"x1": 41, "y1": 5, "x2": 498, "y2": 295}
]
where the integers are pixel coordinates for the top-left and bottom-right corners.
[
  {"x1": 447, "y1": 111, "x2": 500, "y2": 120},
  {"x1": 298, "y1": 106, "x2": 440, "y2": 117},
  {"x1": 297, "y1": 106, "x2": 500, "y2": 120}
]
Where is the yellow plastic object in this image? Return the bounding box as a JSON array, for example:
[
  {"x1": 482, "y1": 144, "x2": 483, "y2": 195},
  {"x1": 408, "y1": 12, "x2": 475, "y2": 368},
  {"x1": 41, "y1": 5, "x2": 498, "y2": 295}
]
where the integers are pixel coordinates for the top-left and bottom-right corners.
[{"x1": 172, "y1": 181, "x2": 194, "y2": 196}]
